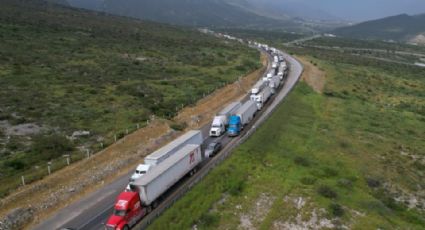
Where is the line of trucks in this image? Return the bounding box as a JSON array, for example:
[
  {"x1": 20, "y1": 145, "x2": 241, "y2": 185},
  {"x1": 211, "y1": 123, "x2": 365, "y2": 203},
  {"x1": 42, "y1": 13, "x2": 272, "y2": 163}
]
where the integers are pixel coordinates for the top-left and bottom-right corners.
[{"x1": 105, "y1": 41, "x2": 289, "y2": 230}]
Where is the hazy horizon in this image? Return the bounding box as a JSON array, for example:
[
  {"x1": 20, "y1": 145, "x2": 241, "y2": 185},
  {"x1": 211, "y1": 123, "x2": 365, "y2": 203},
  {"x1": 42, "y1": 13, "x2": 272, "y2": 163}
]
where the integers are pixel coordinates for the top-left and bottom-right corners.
[{"x1": 250, "y1": 0, "x2": 425, "y2": 22}]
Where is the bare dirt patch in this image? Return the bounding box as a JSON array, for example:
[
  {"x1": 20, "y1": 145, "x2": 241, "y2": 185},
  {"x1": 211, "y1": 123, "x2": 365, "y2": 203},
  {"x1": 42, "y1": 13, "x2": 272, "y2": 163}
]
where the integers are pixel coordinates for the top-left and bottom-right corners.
[
  {"x1": 272, "y1": 196, "x2": 345, "y2": 230},
  {"x1": 0, "y1": 53, "x2": 268, "y2": 230},
  {"x1": 297, "y1": 56, "x2": 326, "y2": 93},
  {"x1": 238, "y1": 193, "x2": 276, "y2": 230}
]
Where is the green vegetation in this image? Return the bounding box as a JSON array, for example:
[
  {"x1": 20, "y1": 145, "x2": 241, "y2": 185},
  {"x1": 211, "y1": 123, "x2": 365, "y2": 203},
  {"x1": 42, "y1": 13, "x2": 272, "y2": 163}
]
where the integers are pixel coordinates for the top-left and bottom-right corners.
[
  {"x1": 148, "y1": 41, "x2": 424, "y2": 229},
  {"x1": 304, "y1": 37, "x2": 425, "y2": 54},
  {"x1": 0, "y1": 0, "x2": 260, "y2": 197},
  {"x1": 333, "y1": 13, "x2": 425, "y2": 43}
]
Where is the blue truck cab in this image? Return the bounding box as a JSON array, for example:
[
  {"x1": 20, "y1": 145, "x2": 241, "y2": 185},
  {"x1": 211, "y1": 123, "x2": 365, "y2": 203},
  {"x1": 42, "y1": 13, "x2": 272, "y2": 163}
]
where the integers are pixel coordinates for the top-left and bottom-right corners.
[{"x1": 227, "y1": 115, "x2": 241, "y2": 137}]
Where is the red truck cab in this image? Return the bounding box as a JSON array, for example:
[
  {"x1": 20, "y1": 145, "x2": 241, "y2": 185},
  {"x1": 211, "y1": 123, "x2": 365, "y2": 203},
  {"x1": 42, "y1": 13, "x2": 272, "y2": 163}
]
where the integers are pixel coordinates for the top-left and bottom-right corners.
[{"x1": 105, "y1": 191, "x2": 146, "y2": 230}]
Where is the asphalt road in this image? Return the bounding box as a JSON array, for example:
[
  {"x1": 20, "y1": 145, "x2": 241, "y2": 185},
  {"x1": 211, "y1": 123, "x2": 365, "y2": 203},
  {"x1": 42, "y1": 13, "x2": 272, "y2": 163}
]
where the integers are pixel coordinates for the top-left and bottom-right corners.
[{"x1": 32, "y1": 49, "x2": 303, "y2": 230}]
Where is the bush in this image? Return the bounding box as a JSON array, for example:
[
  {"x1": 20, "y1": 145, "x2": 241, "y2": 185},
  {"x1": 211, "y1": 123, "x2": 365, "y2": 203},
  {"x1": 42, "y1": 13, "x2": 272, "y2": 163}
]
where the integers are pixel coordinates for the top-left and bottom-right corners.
[
  {"x1": 329, "y1": 203, "x2": 344, "y2": 217},
  {"x1": 32, "y1": 134, "x2": 74, "y2": 160},
  {"x1": 4, "y1": 159, "x2": 26, "y2": 170},
  {"x1": 294, "y1": 156, "x2": 310, "y2": 167},
  {"x1": 317, "y1": 185, "x2": 338, "y2": 199},
  {"x1": 170, "y1": 122, "x2": 187, "y2": 131},
  {"x1": 321, "y1": 167, "x2": 338, "y2": 177},
  {"x1": 300, "y1": 176, "x2": 317, "y2": 185},
  {"x1": 337, "y1": 178, "x2": 353, "y2": 189},
  {"x1": 197, "y1": 213, "x2": 220, "y2": 228},
  {"x1": 366, "y1": 177, "x2": 381, "y2": 188}
]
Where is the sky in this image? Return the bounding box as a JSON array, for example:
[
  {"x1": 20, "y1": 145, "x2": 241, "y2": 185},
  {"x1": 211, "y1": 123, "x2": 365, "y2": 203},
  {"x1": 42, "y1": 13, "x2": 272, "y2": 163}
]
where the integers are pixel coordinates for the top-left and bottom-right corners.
[{"x1": 257, "y1": 0, "x2": 425, "y2": 21}]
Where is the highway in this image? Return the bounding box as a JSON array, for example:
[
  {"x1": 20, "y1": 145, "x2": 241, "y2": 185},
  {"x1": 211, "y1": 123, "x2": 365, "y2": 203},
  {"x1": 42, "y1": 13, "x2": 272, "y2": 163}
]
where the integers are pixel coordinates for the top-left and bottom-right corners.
[{"x1": 32, "y1": 48, "x2": 303, "y2": 230}]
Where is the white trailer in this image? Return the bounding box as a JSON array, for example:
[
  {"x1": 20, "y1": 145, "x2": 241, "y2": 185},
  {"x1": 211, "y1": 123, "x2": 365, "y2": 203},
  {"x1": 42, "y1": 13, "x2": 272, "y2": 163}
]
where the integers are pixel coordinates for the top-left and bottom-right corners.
[
  {"x1": 236, "y1": 100, "x2": 257, "y2": 126},
  {"x1": 278, "y1": 62, "x2": 287, "y2": 80},
  {"x1": 251, "y1": 80, "x2": 267, "y2": 95},
  {"x1": 144, "y1": 130, "x2": 203, "y2": 166},
  {"x1": 269, "y1": 76, "x2": 281, "y2": 94},
  {"x1": 134, "y1": 144, "x2": 202, "y2": 206},
  {"x1": 218, "y1": 102, "x2": 242, "y2": 117},
  {"x1": 253, "y1": 86, "x2": 272, "y2": 110},
  {"x1": 209, "y1": 102, "x2": 242, "y2": 137}
]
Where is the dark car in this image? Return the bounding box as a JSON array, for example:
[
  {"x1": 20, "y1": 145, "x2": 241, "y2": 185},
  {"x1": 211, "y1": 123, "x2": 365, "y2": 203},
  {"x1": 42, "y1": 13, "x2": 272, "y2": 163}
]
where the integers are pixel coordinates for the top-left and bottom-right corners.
[{"x1": 205, "y1": 142, "x2": 222, "y2": 157}]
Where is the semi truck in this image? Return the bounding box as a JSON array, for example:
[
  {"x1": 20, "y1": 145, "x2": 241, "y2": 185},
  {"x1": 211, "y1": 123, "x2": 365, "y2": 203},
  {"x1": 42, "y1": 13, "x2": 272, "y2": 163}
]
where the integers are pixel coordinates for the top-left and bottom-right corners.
[
  {"x1": 106, "y1": 144, "x2": 203, "y2": 230},
  {"x1": 278, "y1": 62, "x2": 288, "y2": 80},
  {"x1": 269, "y1": 76, "x2": 281, "y2": 94},
  {"x1": 251, "y1": 80, "x2": 267, "y2": 95},
  {"x1": 209, "y1": 102, "x2": 241, "y2": 137},
  {"x1": 251, "y1": 86, "x2": 272, "y2": 110},
  {"x1": 228, "y1": 100, "x2": 257, "y2": 137},
  {"x1": 127, "y1": 130, "x2": 203, "y2": 187}
]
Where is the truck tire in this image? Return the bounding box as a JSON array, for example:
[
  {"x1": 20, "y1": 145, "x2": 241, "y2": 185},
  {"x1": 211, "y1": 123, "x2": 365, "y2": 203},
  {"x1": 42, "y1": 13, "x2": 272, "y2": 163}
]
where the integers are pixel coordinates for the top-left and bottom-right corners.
[
  {"x1": 153, "y1": 201, "x2": 159, "y2": 209},
  {"x1": 147, "y1": 205, "x2": 152, "y2": 213},
  {"x1": 123, "y1": 225, "x2": 129, "y2": 230}
]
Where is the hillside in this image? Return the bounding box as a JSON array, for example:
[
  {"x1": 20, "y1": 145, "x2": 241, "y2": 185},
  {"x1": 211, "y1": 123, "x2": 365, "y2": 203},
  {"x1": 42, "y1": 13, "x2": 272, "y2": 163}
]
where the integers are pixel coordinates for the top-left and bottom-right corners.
[
  {"x1": 66, "y1": 0, "x2": 311, "y2": 32},
  {"x1": 333, "y1": 13, "x2": 425, "y2": 43},
  {"x1": 148, "y1": 38, "x2": 425, "y2": 229},
  {"x1": 0, "y1": 0, "x2": 260, "y2": 197}
]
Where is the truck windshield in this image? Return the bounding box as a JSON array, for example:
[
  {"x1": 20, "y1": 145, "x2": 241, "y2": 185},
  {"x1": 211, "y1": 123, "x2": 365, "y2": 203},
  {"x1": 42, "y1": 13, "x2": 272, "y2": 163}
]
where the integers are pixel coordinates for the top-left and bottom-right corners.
[
  {"x1": 113, "y1": 209, "x2": 127, "y2": 217},
  {"x1": 136, "y1": 170, "x2": 146, "y2": 174},
  {"x1": 229, "y1": 124, "x2": 237, "y2": 129}
]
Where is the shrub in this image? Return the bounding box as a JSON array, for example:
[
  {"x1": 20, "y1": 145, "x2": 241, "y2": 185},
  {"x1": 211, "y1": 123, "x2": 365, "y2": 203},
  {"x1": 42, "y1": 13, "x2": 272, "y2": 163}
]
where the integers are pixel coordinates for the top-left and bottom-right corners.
[
  {"x1": 321, "y1": 167, "x2": 338, "y2": 177},
  {"x1": 366, "y1": 177, "x2": 381, "y2": 188},
  {"x1": 170, "y1": 122, "x2": 187, "y2": 131},
  {"x1": 32, "y1": 134, "x2": 74, "y2": 160},
  {"x1": 317, "y1": 185, "x2": 338, "y2": 199},
  {"x1": 337, "y1": 178, "x2": 353, "y2": 189},
  {"x1": 4, "y1": 159, "x2": 26, "y2": 170},
  {"x1": 300, "y1": 176, "x2": 317, "y2": 185},
  {"x1": 329, "y1": 203, "x2": 344, "y2": 217},
  {"x1": 197, "y1": 213, "x2": 220, "y2": 228},
  {"x1": 294, "y1": 156, "x2": 310, "y2": 167}
]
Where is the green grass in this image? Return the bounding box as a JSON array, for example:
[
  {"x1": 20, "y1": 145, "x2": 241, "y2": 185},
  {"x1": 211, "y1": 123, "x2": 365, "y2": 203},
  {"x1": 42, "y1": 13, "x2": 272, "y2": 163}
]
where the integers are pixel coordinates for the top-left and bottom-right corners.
[
  {"x1": 0, "y1": 0, "x2": 260, "y2": 197},
  {"x1": 148, "y1": 45, "x2": 425, "y2": 229}
]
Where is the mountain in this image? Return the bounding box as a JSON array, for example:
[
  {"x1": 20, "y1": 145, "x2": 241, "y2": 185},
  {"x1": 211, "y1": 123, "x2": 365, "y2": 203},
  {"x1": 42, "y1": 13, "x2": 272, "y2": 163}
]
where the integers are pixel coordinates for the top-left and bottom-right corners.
[
  {"x1": 45, "y1": 0, "x2": 70, "y2": 6},
  {"x1": 333, "y1": 14, "x2": 425, "y2": 43},
  {"x1": 66, "y1": 0, "x2": 313, "y2": 32}
]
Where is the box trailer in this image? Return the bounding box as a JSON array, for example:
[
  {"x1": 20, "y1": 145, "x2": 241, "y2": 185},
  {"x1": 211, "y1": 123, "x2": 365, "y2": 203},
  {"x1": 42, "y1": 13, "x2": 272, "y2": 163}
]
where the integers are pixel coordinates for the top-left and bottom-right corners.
[
  {"x1": 228, "y1": 101, "x2": 257, "y2": 136},
  {"x1": 252, "y1": 86, "x2": 272, "y2": 110},
  {"x1": 236, "y1": 100, "x2": 257, "y2": 126},
  {"x1": 269, "y1": 76, "x2": 281, "y2": 94},
  {"x1": 134, "y1": 144, "x2": 202, "y2": 206},
  {"x1": 144, "y1": 130, "x2": 203, "y2": 166},
  {"x1": 251, "y1": 80, "x2": 267, "y2": 95}
]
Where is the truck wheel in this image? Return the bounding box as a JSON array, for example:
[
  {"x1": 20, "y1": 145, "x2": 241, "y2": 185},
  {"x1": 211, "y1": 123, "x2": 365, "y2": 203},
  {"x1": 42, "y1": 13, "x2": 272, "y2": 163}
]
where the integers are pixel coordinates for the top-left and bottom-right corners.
[
  {"x1": 153, "y1": 201, "x2": 159, "y2": 209},
  {"x1": 123, "y1": 225, "x2": 129, "y2": 230},
  {"x1": 147, "y1": 205, "x2": 152, "y2": 213}
]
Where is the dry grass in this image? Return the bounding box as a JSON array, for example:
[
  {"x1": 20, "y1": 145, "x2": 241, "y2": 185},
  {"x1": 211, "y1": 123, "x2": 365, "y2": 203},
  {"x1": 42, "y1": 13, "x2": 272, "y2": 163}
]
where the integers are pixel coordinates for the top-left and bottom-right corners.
[{"x1": 297, "y1": 56, "x2": 326, "y2": 93}]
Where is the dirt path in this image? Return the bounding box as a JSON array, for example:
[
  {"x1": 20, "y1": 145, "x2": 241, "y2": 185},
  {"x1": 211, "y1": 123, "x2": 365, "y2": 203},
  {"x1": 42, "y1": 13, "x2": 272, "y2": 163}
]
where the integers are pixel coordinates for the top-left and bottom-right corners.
[
  {"x1": 0, "y1": 53, "x2": 268, "y2": 229},
  {"x1": 296, "y1": 56, "x2": 326, "y2": 93}
]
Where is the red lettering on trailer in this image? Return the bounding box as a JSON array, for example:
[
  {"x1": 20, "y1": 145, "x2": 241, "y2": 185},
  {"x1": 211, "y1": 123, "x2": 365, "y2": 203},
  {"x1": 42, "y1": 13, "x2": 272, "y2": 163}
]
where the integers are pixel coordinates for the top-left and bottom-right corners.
[{"x1": 189, "y1": 151, "x2": 195, "y2": 164}]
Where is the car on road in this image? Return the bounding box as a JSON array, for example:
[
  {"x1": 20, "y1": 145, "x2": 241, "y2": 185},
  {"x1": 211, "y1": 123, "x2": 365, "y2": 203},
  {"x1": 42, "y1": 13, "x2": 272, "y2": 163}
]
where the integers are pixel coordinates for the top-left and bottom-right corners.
[{"x1": 205, "y1": 142, "x2": 222, "y2": 157}]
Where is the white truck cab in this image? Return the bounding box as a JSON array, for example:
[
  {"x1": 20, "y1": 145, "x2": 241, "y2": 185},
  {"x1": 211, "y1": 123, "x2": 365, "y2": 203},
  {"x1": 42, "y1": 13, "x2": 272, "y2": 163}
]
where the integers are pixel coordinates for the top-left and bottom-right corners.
[
  {"x1": 126, "y1": 164, "x2": 151, "y2": 190},
  {"x1": 209, "y1": 116, "x2": 227, "y2": 137}
]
